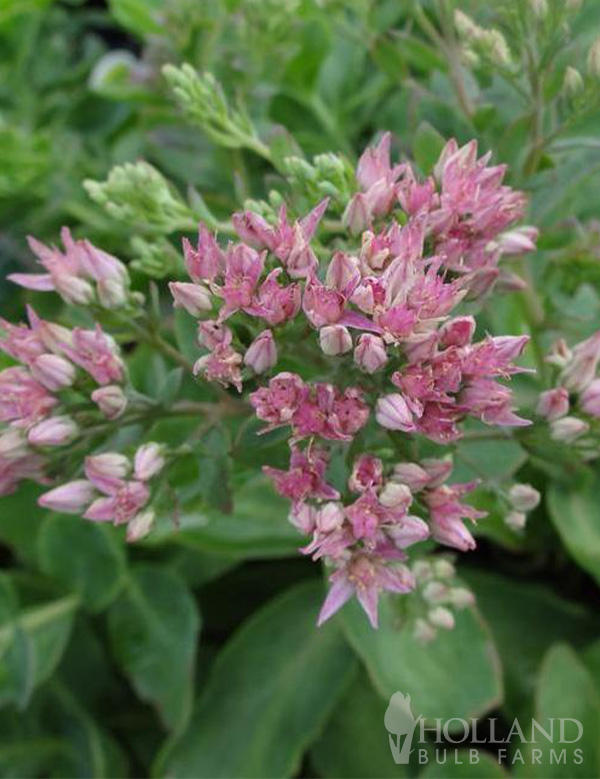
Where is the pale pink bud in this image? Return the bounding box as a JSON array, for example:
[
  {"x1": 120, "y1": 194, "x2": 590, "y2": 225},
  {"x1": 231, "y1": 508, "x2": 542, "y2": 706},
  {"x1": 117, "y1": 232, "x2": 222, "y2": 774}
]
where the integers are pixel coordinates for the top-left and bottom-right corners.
[
  {"x1": 316, "y1": 502, "x2": 345, "y2": 533},
  {"x1": 133, "y1": 442, "x2": 165, "y2": 481},
  {"x1": 126, "y1": 509, "x2": 155, "y2": 542},
  {"x1": 508, "y1": 483, "x2": 540, "y2": 512},
  {"x1": 546, "y1": 338, "x2": 571, "y2": 369},
  {"x1": 198, "y1": 320, "x2": 232, "y2": 350},
  {"x1": 31, "y1": 354, "x2": 75, "y2": 391},
  {"x1": 580, "y1": 379, "x2": 600, "y2": 417},
  {"x1": 54, "y1": 273, "x2": 95, "y2": 306},
  {"x1": 403, "y1": 331, "x2": 437, "y2": 363},
  {"x1": 0, "y1": 429, "x2": 28, "y2": 460},
  {"x1": 392, "y1": 462, "x2": 430, "y2": 491},
  {"x1": 379, "y1": 481, "x2": 412, "y2": 509},
  {"x1": 428, "y1": 606, "x2": 455, "y2": 630},
  {"x1": 536, "y1": 387, "x2": 569, "y2": 421},
  {"x1": 325, "y1": 252, "x2": 360, "y2": 292},
  {"x1": 90, "y1": 385, "x2": 127, "y2": 420},
  {"x1": 422, "y1": 581, "x2": 448, "y2": 604},
  {"x1": 28, "y1": 416, "x2": 78, "y2": 446},
  {"x1": 169, "y1": 281, "x2": 212, "y2": 317},
  {"x1": 85, "y1": 452, "x2": 130, "y2": 483},
  {"x1": 342, "y1": 193, "x2": 370, "y2": 235},
  {"x1": 550, "y1": 416, "x2": 589, "y2": 442},
  {"x1": 449, "y1": 587, "x2": 475, "y2": 608},
  {"x1": 244, "y1": 330, "x2": 277, "y2": 373},
  {"x1": 496, "y1": 226, "x2": 538, "y2": 255},
  {"x1": 319, "y1": 325, "x2": 352, "y2": 356},
  {"x1": 375, "y1": 394, "x2": 415, "y2": 431},
  {"x1": 421, "y1": 458, "x2": 453, "y2": 487},
  {"x1": 496, "y1": 270, "x2": 528, "y2": 293},
  {"x1": 463, "y1": 268, "x2": 499, "y2": 300},
  {"x1": 354, "y1": 334, "x2": 388, "y2": 373},
  {"x1": 97, "y1": 278, "x2": 128, "y2": 308},
  {"x1": 38, "y1": 480, "x2": 95, "y2": 513},
  {"x1": 505, "y1": 510, "x2": 527, "y2": 531},
  {"x1": 561, "y1": 331, "x2": 600, "y2": 391}
]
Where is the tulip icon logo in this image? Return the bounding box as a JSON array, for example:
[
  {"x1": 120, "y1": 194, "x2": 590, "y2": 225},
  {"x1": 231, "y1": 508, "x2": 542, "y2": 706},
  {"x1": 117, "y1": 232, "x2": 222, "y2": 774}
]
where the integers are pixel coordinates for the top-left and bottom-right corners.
[{"x1": 384, "y1": 692, "x2": 420, "y2": 764}]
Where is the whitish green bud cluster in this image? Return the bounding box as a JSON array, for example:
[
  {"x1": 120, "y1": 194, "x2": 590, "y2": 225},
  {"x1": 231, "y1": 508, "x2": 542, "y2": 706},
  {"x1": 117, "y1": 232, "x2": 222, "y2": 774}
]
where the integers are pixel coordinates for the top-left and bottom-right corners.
[
  {"x1": 454, "y1": 10, "x2": 512, "y2": 68},
  {"x1": 162, "y1": 64, "x2": 270, "y2": 160},
  {"x1": 84, "y1": 161, "x2": 194, "y2": 234},
  {"x1": 282, "y1": 153, "x2": 355, "y2": 210},
  {"x1": 130, "y1": 236, "x2": 183, "y2": 279}
]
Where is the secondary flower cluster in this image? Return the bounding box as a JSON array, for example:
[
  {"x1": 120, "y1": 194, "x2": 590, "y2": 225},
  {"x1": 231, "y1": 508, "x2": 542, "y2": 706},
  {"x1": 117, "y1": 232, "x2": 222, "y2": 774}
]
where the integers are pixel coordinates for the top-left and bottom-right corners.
[
  {"x1": 265, "y1": 449, "x2": 483, "y2": 628},
  {"x1": 38, "y1": 444, "x2": 165, "y2": 542},
  {"x1": 170, "y1": 134, "x2": 536, "y2": 626},
  {"x1": 8, "y1": 227, "x2": 134, "y2": 309},
  {"x1": 0, "y1": 306, "x2": 126, "y2": 495},
  {"x1": 538, "y1": 328, "x2": 600, "y2": 444}
]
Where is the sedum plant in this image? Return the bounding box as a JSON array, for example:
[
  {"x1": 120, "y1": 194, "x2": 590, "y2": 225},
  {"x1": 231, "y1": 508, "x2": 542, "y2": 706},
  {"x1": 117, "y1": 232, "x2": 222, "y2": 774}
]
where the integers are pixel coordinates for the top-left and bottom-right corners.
[{"x1": 3, "y1": 130, "x2": 538, "y2": 633}]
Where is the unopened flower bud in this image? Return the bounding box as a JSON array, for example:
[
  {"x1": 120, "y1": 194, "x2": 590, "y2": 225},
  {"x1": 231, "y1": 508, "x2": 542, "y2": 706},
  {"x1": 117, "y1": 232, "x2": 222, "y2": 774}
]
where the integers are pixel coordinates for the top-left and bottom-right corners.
[
  {"x1": 537, "y1": 387, "x2": 569, "y2": 421},
  {"x1": 55, "y1": 274, "x2": 95, "y2": 306},
  {"x1": 550, "y1": 416, "x2": 589, "y2": 442},
  {"x1": 508, "y1": 483, "x2": 541, "y2": 512},
  {"x1": 589, "y1": 38, "x2": 600, "y2": 79},
  {"x1": 564, "y1": 66, "x2": 584, "y2": 96},
  {"x1": 376, "y1": 394, "x2": 415, "y2": 431},
  {"x1": 169, "y1": 281, "x2": 212, "y2": 317},
  {"x1": 28, "y1": 416, "x2": 78, "y2": 446},
  {"x1": 439, "y1": 316, "x2": 476, "y2": 348},
  {"x1": 0, "y1": 429, "x2": 28, "y2": 460},
  {"x1": 496, "y1": 226, "x2": 538, "y2": 255},
  {"x1": 412, "y1": 560, "x2": 433, "y2": 582},
  {"x1": 454, "y1": 9, "x2": 478, "y2": 39},
  {"x1": 580, "y1": 378, "x2": 600, "y2": 417},
  {"x1": 86, "y1": 452, "x2": 130, "y2": 483},
  {"x1": 134, "y1": 442, "x2": 165, "y2": 481},
  {"x1": 379, "y1": 481, "x2": 412, "y2": 510},
  {"x1": 428, "y1": 606, "x2": 455, "y2": 630},
  {"x1": 422, "y1": 458, "x2": 453, "y2": 488},
  {"x1": 38, "y1": 480, "x2": 95, "y2": 514},
  {"x1": 422, "y1": 581, "x2": 448, "y2": 604},
  {"x1": 31, "y1": 354, "x2": 76, "y2": 391},
  {"x1": 342, "y1": 193, "x2": 370, "y2": 235},
  {"x1": 392, "y1": 462, "x2": 431, "y2": 492},
  {"x1": 317, "y1": 502, "x2": 345, "y2": 533},
  {"x1": 449, "y1": 587, "x2": 475, "y2": 609},
  {"x1": 319, "y1": 325, "x2": 352, "y2": 356},
  {"x1": 354, "y1": 334, "x2": 388, "y2": 374},
  {"x1": 126, "y1": 509, "x2": 155, "y2": 542},
  {"x1": 91, "y1": 385, "x2": 127, "y2": 420},
  {"x1": 506, "y1": 510, "x2": 527, "y2": 531},
  {"x1": 244, "y1": 330, "x2": 277, "y2": 373}
]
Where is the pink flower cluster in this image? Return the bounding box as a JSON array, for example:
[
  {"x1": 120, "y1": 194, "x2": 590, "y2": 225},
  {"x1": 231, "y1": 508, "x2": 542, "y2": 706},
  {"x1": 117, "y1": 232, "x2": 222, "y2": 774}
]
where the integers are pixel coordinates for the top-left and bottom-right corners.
[
  {"x1": 8, "y1": 227, "x2": 131, "y2": 309},
  {"x1": 0, "y1": 306, "x2": 126, "y2": 495},
  {"x1": 265, "y1": 450, "x2": 483, "y2": 627},
  {"x1": 169, "y1": 133, "x2": 536, "y2": 626},
  {"x1": 38, "y1": 443, "x2": 164, "y2": 541},
  {"x1": 538, "y1": 329, "x2": 600, "y2": 443}
]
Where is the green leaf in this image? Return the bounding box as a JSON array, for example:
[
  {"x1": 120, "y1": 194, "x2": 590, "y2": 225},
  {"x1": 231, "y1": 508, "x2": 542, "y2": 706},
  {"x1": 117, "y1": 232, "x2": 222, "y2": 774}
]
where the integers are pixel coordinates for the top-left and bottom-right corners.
[
  {"x1": 453, "y1": 438, "x2": 528, "y2": 483},
  {"x1": 174, "y1": 308, "x2": 200, "y2": 365},
  {"x1": 464, "y1": 570, "x2": 600, "y2": 722},
  {"x1": 107, "y1": 0, "x2": 163, "y2": 36},
  {"x1": 0, "y1": 596, "x2": 78, "y2": 709},
  {"x1": 149, "y1": 477, "x2": 301, "y2": 559},
  {"x1": 37, "y1": 514, "x2": 127, "y2": 612},
  {"x1": 413, "y1": 122, "x2": 445, "y2": 175},
  {"x1": 311, "y1": 671, "x2": 415, "y2": 778},
  {"x1": 514, "y1": 645, "x2": 600, "y2": 778},
  {"x1": 107, "y1": 565, "x2": 200, "y2": 732},
  {"x1": 341, "y1": 597, "x2": 502, "y2": 723},
  {"x1": 547, "y1": 480, "x2": 600, "y2": 585},
  {"x1": 157, "y1": 580, "x2": 357, "y2": 778}
]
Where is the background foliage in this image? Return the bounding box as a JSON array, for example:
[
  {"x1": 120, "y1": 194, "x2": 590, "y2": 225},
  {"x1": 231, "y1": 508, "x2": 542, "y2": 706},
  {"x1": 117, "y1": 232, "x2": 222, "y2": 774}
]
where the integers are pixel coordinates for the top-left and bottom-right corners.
[{"x1": 3, "y1": 0, "x2": 600, "y2": 777}]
